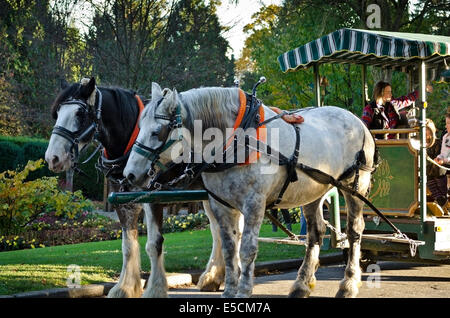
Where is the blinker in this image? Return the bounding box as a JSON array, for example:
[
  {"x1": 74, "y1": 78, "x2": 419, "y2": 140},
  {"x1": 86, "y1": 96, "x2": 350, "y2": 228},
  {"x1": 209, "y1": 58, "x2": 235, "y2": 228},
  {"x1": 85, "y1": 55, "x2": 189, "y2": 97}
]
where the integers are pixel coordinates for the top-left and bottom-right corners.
[{"x1": 158, "y1": 125, "x2": 169, "y2": 142}]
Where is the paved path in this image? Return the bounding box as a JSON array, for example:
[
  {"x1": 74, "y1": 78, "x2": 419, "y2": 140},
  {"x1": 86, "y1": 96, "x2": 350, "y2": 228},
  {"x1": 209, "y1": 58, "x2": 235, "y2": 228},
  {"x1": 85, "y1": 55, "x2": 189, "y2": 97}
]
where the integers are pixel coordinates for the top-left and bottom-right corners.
[{"x1": 169, "y1": 261, "x2": 450, "y2": 298}]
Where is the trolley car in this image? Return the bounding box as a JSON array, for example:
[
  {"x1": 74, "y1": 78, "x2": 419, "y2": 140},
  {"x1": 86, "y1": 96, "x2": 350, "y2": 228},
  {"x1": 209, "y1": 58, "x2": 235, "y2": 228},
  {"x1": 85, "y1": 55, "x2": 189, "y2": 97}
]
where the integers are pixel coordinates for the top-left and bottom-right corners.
[
  {"x1": 274, "y1": 28, "x2": 450, "y2": 264},
  {"x1": 109, "y1": 28, "x2": 450, "y2": 265}
]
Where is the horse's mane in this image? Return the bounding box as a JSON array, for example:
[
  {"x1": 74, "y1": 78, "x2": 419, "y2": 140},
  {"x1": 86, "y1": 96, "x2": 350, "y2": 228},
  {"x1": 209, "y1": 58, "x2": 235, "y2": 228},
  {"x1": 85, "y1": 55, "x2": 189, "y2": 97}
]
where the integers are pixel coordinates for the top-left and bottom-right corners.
[
  {"x1": 102, "y1": 87, "x2": 139, "y2": 131},
  {"x1": 180, "y1": 87, "x2": 239, "y2": 133},
  {"x1": 51, "y1": 84, "x2": 138, "y2": 127}
]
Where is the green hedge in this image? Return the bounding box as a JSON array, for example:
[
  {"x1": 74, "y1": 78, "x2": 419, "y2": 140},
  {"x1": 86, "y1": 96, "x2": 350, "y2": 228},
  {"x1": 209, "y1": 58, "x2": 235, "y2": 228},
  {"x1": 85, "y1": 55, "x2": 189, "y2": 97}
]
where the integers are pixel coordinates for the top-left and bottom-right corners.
[
  {"x1": 0, "y1": 135, "x2": 104, "y2": 201},
  {"x1": 0, "y1": 141, "x2": 25, "y2": 171},
  {"x1": 73, "y1": 147, "x2": 104, "y2": 201}
]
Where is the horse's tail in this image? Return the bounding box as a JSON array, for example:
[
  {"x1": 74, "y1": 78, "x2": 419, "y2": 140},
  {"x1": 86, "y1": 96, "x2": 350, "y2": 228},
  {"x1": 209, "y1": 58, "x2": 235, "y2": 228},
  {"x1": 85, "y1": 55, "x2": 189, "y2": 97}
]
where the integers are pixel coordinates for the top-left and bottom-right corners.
[
  {"x1": 364, "y1": 124, "x2": 381, "y2": 173},
  {"x1": 358, "y1": 123, "x2": 380, "y2": 198},
  {"x1": 373, "y1": 144, "x2": 381, "y2": 171},
  {"x1": 336, "y1": 116, "x2": 378, "y2": 184}
]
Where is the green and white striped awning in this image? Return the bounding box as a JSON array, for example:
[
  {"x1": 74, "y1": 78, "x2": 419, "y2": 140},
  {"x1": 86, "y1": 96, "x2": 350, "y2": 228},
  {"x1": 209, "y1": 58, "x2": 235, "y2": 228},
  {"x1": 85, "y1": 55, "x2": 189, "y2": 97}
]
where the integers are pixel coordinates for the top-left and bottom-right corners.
[{"x1": 278, "y1": 28, "x2": 450, "y2": 72}]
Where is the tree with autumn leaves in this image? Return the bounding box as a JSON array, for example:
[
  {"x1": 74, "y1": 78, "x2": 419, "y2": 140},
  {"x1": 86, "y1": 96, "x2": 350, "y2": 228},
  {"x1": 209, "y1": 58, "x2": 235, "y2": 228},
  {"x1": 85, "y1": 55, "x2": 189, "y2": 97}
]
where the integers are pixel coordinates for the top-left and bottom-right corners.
[
  {"x1": 0, "y1": 0, "x2": 235, "y2": 138},
  {"x1": 237, "y1": 0, "x2": 449, "y2": 129}
]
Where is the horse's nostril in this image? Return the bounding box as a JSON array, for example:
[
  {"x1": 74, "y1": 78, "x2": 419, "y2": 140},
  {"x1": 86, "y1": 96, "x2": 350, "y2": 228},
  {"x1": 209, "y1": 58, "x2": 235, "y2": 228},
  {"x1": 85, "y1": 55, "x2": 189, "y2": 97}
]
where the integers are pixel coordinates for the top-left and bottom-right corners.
[
  {"x1": 127, "y1": 173, "x2": 136, "y2": 183},
  {"x1": 52, "y1": 155, "x2": 59, "y2": 165}
]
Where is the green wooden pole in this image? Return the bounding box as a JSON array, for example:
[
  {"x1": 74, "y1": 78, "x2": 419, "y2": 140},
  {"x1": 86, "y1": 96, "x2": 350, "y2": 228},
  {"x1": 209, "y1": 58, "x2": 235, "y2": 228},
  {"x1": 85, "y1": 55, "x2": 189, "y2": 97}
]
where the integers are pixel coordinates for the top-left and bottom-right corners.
[
  {"x1": 314, "y1": 63, "x2": 321, "y2": 106},
  {"x1": 419, "y1": 61, "x2": 428, "y2": 222},
  {"x1": 108, "y1": 190, "x2": 209, "y2": 205}
]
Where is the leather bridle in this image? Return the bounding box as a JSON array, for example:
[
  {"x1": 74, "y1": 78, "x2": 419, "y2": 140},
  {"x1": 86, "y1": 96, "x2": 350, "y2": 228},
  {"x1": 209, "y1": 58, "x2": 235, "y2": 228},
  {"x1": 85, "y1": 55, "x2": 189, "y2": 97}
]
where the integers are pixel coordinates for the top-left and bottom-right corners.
[
  {"x1": 131, "y1": 97, "x2": 183, "y2": 176},
  {"x1": 51, "y1": 89, "x2": 103, "y2": 169}
]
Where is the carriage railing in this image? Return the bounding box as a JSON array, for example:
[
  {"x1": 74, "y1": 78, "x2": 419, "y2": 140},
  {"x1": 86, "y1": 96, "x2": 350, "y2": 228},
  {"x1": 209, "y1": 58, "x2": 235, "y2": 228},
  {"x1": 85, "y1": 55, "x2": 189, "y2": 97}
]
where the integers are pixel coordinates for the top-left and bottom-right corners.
[
  {"x1": 369, "y1": 128, "x2": 419, "y2": 142},
  {"x1": 353, "y1": 128, "x2": 421, "y2": 218}
]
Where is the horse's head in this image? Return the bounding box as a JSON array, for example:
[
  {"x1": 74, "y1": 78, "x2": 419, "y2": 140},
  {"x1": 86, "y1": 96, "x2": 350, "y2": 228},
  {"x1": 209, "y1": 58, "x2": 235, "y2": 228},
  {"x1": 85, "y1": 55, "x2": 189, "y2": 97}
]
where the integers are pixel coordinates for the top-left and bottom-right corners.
[
  {"x1": 45, "y1": 77, "x2": 100, "y2": 172},
  {"x1": 124, "y1": 82, "x2": 185, "y2": 187}
]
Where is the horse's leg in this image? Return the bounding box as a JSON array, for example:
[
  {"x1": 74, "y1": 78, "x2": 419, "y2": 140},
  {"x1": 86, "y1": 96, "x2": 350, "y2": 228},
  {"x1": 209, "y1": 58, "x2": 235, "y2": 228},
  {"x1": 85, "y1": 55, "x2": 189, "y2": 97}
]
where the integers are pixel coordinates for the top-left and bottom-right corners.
[
  {"x1": 207, "y1": 200, "x2": 242, "y2": 298},
  {"x1": 107, "y1": 200, "x2": 143, "y2": 298},
  {"x1": 336, "y1": 173, "x2": 371, "y2": 298},
  {"x1": 197, "y1": 200, "x2": 226, "y2": 291},
  {"x1": 142, "y1": 203, "x2": 168, "y2": 298},
  {"x1": 235, "y1": 196, "x2": 266, "y2": 298},
  {"x1": 289, "y1": 198, "x2": 326, "y2": 298}
]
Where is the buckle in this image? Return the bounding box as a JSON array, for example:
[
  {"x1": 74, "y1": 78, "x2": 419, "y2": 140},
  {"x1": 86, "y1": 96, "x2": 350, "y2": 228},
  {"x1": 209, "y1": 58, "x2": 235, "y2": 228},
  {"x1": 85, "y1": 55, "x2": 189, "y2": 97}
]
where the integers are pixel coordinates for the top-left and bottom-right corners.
[
  {"x1": 184, "y1": 167, "x2": 195, "y2": 178},
  {"x1": 147, "y1": 168, "x2": 156, "y2": 178}
]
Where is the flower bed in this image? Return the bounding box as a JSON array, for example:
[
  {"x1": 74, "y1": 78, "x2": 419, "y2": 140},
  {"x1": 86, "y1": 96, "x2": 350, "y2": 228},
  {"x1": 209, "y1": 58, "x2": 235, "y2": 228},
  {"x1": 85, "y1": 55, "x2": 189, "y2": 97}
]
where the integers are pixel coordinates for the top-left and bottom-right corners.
[{"x1": 0, "y1": 210, "x2": 212, "y2": 252}]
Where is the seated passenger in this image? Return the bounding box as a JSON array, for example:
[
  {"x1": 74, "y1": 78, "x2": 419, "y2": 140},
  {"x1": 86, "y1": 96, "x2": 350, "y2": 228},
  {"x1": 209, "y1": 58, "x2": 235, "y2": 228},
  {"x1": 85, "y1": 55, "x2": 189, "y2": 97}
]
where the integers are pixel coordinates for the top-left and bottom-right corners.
[
  {"x1": 361, "y1": 81, "x2": 419, "y2": 139},
  {"x1": 426, "y1": 119, "x2": 447, "y2": 208},
  {"x1": 434, "y1": 113, "x2": 450, "y2": 201},
  {"x1": 435, "y1": 113, "x2": 450, "y2": 167}
]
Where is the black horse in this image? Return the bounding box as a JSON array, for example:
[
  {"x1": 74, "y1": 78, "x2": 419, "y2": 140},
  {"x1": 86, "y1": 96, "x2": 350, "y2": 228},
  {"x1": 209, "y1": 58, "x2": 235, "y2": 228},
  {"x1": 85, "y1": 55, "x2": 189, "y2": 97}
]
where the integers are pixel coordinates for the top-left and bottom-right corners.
[{"x1": 45, "y1": 78, "x2": 225, "y2": 297}]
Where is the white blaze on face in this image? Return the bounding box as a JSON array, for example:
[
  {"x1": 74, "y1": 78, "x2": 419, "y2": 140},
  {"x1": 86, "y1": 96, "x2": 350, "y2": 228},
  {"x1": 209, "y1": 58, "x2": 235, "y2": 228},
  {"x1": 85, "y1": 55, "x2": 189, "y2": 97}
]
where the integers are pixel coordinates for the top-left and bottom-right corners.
[
  {"x1": 123, "y1": 127, "x2": 153, "y2": 186},
  {"x1": 45, "y1": 104, "x2": 80, "y2": 172}
]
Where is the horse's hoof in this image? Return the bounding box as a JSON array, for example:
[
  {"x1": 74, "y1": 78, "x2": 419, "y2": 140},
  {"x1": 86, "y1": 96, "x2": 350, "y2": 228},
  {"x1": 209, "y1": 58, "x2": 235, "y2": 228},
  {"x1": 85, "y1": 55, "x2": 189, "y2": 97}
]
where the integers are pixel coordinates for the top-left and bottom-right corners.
[
  {"x1": 288, "y1": 288, "x2": 310, "y2": 298},
  {"x1": 221, "y1": 289, "x2": 238, "y2": 298},
  {"x1": 197, "y1": 272, "x2": 223, "y2": 292},
  {"x1": 198, "y1": 281, "x2": 222, "y2": 292},
  {"x1": 288, "y1": 282, "x2": 311, "y2": 298},
  {"x1": 142, "y1": 278, "x2": 168, "y2": 298},
  {"x1": 107, "y1": 284, "x2": 142, "y2": 298},
  {"x1": 335, "y1": 279, "x2": 360, "y2": 298},
  {"x1": 142, "y1": 288, "x2": 168, "y2": 298},
  {"x1": 336, "y1": 289, "x2": 358, "y2": 298}
]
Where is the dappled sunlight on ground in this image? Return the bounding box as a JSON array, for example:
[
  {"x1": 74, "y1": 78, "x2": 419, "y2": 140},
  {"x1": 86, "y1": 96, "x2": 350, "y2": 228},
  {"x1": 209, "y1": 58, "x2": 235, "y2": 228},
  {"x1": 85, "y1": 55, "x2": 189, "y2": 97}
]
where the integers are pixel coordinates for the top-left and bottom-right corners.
[{"x1": 0, "y1": 263, "x2": 115, "y2": 295}]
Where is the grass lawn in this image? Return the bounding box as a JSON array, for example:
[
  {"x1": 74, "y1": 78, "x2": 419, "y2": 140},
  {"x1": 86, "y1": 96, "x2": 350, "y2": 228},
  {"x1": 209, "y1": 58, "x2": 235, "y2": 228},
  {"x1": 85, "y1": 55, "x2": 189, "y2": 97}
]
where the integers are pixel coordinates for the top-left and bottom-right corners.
[{"x1": 0, "y1": 223, "x2": 336, "y2": 295}]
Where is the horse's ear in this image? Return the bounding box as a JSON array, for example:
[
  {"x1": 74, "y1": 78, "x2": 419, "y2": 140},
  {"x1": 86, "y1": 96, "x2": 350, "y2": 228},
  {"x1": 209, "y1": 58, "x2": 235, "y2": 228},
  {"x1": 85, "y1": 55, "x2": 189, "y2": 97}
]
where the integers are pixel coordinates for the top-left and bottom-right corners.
[
  {"x1": 151, "y1": 82, "x2": 163, "y2": 101},
  {"x1": 169, "y1": 88, "x2": 178, "y2": 114},
  {"x1": 80, "y1": 77, "x2": 96, "y2": 98},
  {"x1": 60, "y1": 78, "x2": 69, "y2": 90},
  {"x1": 162, "y1": 88, "x2": 171, "y2": 97}
]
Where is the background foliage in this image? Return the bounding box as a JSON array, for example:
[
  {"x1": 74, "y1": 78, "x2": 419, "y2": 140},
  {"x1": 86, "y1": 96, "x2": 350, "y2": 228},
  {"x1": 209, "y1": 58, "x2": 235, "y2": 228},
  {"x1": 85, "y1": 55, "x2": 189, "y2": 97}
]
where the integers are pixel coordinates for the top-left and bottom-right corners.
[
  {"x1": 0, "y1": 0, "x2": 448, "y2": 200},
  {"x1": 0, "y1": 135, "x2": 103, "y2": 200},
  {"x1": 237, "y1": 0, "x2": 449, "y2": 131},
  {"x1": 0, "y1": 159, "x2": 93, "y2": 236},
  {"x1": 0, "y1": 0, "x2": 235, "y2": 138}
]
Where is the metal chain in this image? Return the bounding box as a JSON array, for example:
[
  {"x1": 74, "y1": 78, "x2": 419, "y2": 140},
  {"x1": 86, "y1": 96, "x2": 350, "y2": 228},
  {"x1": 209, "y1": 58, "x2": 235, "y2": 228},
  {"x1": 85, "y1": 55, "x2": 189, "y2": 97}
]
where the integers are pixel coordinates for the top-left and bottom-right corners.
[
  {"x1": 395, "y1": 232, "x2": 419, "y2": 257},
  {"x1": 167, "y1": 172, "x2": 189, "y2": 186},
  {"x1": 118, "y1": 187, "x2": 162, "y2": 206},
  {"x1": 323, "y1": 219, "x2": 347, "y2": 241}
]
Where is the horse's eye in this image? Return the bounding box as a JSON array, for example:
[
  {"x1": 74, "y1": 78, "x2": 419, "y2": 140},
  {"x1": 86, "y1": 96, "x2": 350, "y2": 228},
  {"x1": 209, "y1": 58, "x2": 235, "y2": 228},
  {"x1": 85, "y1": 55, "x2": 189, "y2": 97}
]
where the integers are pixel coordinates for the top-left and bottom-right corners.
[{"x1": 151, "y1": 126, "x2": 161, "y2": 137}]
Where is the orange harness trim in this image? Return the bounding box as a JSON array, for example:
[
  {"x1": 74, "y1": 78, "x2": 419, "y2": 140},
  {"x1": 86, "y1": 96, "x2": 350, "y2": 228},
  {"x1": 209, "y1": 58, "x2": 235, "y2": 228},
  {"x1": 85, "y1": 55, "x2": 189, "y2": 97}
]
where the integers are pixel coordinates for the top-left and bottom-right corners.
[
  {"x1": 103, "y1": 95, "x2": 145, "y2": 159},
  {"x1": 228, "y1": 89, "x2": 266, "y2": 165}
]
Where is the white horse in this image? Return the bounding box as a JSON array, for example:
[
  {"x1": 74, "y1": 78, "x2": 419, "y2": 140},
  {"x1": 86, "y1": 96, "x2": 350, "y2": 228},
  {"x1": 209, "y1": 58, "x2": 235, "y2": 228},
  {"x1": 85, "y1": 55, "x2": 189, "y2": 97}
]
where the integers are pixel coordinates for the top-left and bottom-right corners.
[
  {"x1": 124, "y1": 83, "x2": 377, "y2": 298},
  {"x1": 45, "y1": 79, "x2": 229, "y2": 297}
]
